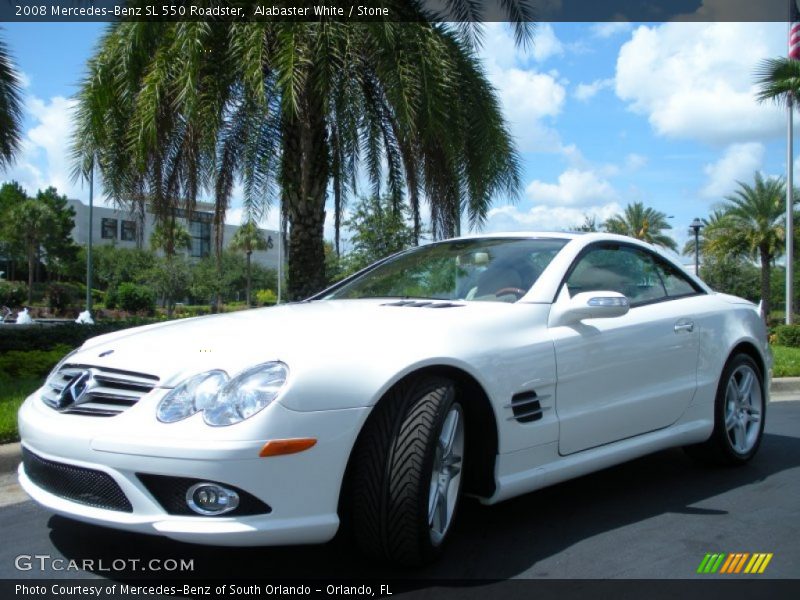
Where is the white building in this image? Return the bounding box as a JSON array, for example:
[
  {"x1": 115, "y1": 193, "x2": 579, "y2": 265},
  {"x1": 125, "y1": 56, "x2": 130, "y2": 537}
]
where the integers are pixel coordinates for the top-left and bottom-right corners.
[{"x1": 67, "y1": 199, "x2": 281, "y2": 271}]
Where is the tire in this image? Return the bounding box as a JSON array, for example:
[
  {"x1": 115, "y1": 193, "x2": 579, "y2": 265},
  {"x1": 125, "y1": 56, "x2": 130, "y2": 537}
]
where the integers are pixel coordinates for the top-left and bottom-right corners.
[
  {"x1": 685, "y1": 353, "x2": 766, "y2": 465},
  {"x1": 350, "y1": 375, "x2": 465, "y2": 566}
]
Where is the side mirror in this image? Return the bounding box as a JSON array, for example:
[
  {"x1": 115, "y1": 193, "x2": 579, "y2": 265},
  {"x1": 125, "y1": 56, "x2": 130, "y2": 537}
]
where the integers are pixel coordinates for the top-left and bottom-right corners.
[{"x1": 550, "y1": 291, "x2": 630, "y2": 326}]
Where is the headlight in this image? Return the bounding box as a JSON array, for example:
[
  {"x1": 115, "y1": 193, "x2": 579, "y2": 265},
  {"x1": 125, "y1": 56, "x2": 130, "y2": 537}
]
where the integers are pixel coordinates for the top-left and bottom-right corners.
[
  {"x1": 203, "y1": 362, "x2": 289, "y2": 427},
  {"x1": 157, "y1": 370, "x2": 229, "y2": 423}
]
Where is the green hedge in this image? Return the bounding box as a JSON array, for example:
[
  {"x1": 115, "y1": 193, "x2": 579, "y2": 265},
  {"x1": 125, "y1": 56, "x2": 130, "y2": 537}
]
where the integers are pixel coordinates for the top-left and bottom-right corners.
[
  {"x1": 0, "y1": 319, "x2": 160, "y2": 353},
  {"x1": 774, "y1": 325, "x2": 800, "y2": 348},
  {"x1": 0, "y1": 344, "x2": 73, "y2": 379}
]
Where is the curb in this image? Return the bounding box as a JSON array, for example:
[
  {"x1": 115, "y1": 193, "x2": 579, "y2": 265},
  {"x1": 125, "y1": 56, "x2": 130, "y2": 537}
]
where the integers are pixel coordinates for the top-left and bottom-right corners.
[
  {"x1": 1, "y1": 379, "x2": 800, "y2": 477},
  {"x1": 770, "y1": 377, "x2": 800, "y2": 393},
  {"x1": 0, "y1": 442, "x2": 20, "y2": 476}
]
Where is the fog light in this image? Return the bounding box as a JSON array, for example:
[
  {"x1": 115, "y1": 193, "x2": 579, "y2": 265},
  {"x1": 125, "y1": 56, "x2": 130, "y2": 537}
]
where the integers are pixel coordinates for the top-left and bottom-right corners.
[{"x1": 185, "y1": 482, "x2": 240, "y2": 515}]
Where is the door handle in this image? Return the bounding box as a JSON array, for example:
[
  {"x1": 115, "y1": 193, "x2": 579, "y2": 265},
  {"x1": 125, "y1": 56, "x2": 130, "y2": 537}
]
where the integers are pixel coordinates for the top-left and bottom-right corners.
[{"x1": 674, "y1": 320, "x2": 694, "y2": 333}]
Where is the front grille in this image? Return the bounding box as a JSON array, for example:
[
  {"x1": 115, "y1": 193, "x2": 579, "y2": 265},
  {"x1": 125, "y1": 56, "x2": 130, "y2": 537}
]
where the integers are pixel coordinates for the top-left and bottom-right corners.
[
  {"x1": 137, "y1": 473, "x2": 271, "y2": 516},
  {"x1": 42, "y1": 365, "x2": 158, "y2": 417},
  {"x1": 22, "y1": 448, "x2": 133, "y2": 512}
]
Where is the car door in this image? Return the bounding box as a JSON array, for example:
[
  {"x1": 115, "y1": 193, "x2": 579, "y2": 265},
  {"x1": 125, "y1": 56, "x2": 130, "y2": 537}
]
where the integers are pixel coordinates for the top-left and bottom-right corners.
[{"x1": 550, "y1": 243, "x2": 701, "y2": 455}]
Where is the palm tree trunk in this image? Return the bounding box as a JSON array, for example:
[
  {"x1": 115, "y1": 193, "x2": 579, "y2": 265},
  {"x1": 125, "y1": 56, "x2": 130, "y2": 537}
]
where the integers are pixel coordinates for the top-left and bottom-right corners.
[
  {"x1": 759, "y1": 245, "x2": 770, "y2": 325},
  {"x1": 281, "y1": 90, "x2": 329, "y2": 301}
]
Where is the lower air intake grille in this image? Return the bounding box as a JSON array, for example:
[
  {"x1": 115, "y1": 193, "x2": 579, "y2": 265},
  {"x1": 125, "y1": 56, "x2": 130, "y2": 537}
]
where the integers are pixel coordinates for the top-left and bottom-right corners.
[{"x1": 22, "y1": 447, "x2": 132, "y2": 513}]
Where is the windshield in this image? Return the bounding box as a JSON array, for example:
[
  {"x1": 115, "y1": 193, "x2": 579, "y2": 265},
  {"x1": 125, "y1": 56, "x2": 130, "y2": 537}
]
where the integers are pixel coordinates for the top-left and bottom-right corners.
[{"x1": 324, "y1": 238, "x2": 568, "y2": 303}]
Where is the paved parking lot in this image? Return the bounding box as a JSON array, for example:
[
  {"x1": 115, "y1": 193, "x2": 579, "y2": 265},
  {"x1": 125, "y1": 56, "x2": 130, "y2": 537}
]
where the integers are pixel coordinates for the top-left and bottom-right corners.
[{"x1": 0, "y1": 400, "x2": 798, "y2": 583}]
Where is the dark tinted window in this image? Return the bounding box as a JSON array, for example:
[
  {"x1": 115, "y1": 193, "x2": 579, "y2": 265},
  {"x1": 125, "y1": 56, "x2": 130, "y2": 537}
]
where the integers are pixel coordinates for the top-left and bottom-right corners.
[
  {"x1": 101, "y1": 218, "x2": 117, "y2": 240},
  {"x1": 652, "y1": 256, "x2": 702, "y2": 298},
  {"x1": 566, "y1": 245, "x2": 667, "y2": 306}
]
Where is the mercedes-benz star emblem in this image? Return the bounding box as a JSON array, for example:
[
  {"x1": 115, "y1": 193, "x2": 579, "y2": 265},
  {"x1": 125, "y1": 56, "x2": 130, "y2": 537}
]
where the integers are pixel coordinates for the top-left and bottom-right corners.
[{"x1": 57, "y1": 370, "x2": 98, "y2": 410}]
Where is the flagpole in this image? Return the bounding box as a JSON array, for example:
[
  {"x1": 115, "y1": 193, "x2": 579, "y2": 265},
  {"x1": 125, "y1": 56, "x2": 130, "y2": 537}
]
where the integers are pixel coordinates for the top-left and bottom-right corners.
[
  {"x1": 789, "y1": 6, "x2": 797, "y2": 325},
  {"x1": 788, "y1": 95, "x2": 795, "y2": 325}
]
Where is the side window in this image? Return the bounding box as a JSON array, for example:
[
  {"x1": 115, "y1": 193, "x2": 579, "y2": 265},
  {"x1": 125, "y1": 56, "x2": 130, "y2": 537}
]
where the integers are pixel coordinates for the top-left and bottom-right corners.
[
  {"x1": 653, "y1": 256, "x2": 702, "y2": 298},
  {"x1": 566, "y1": 245, "x2": 668, "y2": 307}
]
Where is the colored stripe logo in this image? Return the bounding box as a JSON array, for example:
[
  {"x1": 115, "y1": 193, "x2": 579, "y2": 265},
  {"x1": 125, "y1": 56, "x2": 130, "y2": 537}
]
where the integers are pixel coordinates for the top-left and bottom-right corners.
[{"x1": 697, "y1": 553, "x2": 773, "y2": 574}]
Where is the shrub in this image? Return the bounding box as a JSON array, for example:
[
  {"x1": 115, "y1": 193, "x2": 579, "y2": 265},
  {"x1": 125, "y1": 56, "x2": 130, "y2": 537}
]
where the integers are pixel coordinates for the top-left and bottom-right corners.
[
  {"x1": 0, "y1": 319, "x2": 161, "y2": 353},
  {"x1": 0, "y1": 280, "x2": 28, "y2": 307},
  {"x1": 118, "y1": 282, "x2": 156, "y2": 314},
  {"x1": 0, "y1": 344, "x2": 73, "y2": 379},
  {"x1": 255, "y1": 289, "x2": 277, "y2": 306},
  {"x1": 46, "y1": 282, "x2": 78, "y2": 313},
  {"x1": 105, "y1": 286, "x2": 119, "y2": 309},
  {"x1": 774, "y1": 324, "x2": 800, "y2": 348}
]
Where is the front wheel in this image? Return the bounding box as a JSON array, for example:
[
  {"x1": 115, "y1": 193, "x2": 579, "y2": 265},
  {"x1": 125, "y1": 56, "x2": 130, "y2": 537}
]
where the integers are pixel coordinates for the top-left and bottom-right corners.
[
  {"x1": 350, "y1": 376, "x2": 465, "y2": 566},
  {"x1": 685, "y1": 354, "x2": 766, "y2": 465}
]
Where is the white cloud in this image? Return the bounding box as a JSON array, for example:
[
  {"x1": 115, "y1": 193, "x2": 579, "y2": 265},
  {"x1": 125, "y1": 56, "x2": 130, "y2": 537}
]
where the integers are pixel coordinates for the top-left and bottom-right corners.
[
  {"x1": 591, "y1": 22, "x2": 633, "y2": 39},
  {"x1": 485, "y1": 202, "x2": 622, "y2": 233},
  {"x1": 574, "y1": 78, "x2": 614, "y2": 102},
  {"x1": 480, "y1": 24, "x2": 567, "y2": 153},
  {"x1": 531, "y1": 23, "x2": 564, "y2": 63},
  {"x1": 526, "y1": 168, "x2": 618, "y2": 207},
  {"x1": 2, "y1": 95, "x2": 86, "y2": 199},
  {"x1": 615, "y1": 23, "x2": 787, "y2": 145},
  {"x1": 701, "y1": 142, "x2": 765, "y2": 198}
]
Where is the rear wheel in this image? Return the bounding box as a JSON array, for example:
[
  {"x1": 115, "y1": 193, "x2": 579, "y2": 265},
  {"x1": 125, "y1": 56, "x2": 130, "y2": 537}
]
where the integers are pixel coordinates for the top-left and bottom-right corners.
[
  {"x1": 685, "y1": 354, "x2": 765, "y2": 465},
  {"x1": 350, "y1": 375, "x2": 464, "y2": 566}
]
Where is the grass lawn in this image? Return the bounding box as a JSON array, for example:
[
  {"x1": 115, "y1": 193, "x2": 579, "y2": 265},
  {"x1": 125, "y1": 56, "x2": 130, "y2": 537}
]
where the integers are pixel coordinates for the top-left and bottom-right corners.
[
  {"x1": 0, "y1": 378, "x2": 41, "y2": 444},
  {"x1": 772, "y1": 345, "x2": 800, "y2": 378}
]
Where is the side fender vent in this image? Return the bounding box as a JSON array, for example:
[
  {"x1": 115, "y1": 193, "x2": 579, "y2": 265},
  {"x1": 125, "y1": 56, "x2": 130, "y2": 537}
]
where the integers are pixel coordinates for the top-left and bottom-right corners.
[{"x1": 507, "y1": 391, "x2": 550, "y2": 423}]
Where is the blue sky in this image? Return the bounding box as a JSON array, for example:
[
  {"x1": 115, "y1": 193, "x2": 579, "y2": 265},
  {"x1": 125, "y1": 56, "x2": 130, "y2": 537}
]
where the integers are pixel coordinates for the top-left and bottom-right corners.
[{"x1": 1, "y1": 21, "x2": 796, "y2": 262}]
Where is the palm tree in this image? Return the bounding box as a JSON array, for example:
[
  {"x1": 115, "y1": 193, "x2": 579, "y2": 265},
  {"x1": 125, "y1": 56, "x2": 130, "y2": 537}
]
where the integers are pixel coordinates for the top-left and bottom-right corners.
[
  {"x1": 230, "y1": 220, "x2": 269, "y2": 306},
  {"x1": 71, "y1": 6, "x2": 532, "y2": 300},
  {"x1": 754, "y1": 57, "x2": 800, "y2": 106},
  {"x1": 603, "y1": 202, "x2": 678, "y2": 251},
  {"x1": 703, "y1": 173, "x2": 786, "y2": 322},
  {"x1": 150, "y1": 220, "x2": 192, "y2": 257},
  {"x1": 0, "y1": 33, "x2": 23, "y2": 169}
]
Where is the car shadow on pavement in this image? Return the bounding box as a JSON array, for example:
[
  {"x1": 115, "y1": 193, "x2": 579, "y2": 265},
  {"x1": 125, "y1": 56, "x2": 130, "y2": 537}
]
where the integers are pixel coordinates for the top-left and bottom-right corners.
[{"x1": 44, "y1": 431, "x2": 800, "y2": 582}]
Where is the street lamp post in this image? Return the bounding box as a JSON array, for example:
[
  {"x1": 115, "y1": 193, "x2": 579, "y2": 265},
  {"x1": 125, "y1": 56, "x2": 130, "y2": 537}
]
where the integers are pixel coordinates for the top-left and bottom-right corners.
[
  {"x1": 690, "y1": 218, "x2": 704, "y2": 276},
  {"x1": 86, "y1": 159, "x2": 94, "y2": 316}
]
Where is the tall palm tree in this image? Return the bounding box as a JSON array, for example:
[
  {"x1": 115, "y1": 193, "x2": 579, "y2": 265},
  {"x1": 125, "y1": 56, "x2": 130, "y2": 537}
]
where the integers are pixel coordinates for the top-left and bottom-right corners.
[
  {"x1": 71, "y1": 5, "x2": 532, "y2": 300},
  {"x1": 603, "y1": 202, "x2": 678, "y2": 251},
  {"x1": 230, "y1": 220, "x2": 269, "y2": 306},
  {"x1": 0, "y1": 33, "x2": 23, "y2": 169},
  {"x1": 703, "y1": 173, "x2": 786, "y2": 322}
]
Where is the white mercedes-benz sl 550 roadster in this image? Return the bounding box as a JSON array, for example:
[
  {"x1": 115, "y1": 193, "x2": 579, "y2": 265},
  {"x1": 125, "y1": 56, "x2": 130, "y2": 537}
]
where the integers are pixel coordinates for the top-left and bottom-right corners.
[{"x1": 18, "y1": 232, "x2": 769, "y2": 566}]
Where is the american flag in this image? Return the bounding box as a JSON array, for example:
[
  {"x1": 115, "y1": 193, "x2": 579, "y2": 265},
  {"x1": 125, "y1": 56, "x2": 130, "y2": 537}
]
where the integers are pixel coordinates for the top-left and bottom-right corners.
[{"x1": 791, "y1": 0, "x2": 800, "y2": 60}]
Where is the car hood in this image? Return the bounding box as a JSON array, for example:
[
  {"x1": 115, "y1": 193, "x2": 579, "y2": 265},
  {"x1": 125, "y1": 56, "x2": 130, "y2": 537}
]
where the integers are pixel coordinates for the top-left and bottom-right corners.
[{"x1": 72, "y1": 299, "x2": 545, "y2": 391}]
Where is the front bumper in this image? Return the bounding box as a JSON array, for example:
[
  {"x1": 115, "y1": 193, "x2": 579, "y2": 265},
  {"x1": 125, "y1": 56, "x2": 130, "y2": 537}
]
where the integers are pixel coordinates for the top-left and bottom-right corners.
[{"x1": 18, "y1": 391, "x2": 370, "y2": 546}]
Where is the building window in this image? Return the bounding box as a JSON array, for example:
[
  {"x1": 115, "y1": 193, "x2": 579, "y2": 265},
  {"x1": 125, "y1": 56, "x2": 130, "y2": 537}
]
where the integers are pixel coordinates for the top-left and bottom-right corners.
[
  {"x1": 121, "y1": 220, "x2": 137, "y2": 242},
  {"x1": 101, "y1": 218, "x2": 118, "y2": 240},
  {"x1": 189, "y1": 220, "x2": 211, "y2": 258}
]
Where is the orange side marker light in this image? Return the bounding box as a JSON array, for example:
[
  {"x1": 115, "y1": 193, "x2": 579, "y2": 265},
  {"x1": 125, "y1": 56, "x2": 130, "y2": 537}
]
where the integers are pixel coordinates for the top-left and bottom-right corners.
[{"x1": 259, "y1": 438, "x2": 317, "y2": 457}]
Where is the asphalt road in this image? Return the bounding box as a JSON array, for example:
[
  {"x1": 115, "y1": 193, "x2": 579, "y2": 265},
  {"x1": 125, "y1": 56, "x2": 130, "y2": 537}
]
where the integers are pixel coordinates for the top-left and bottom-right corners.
[{"x1": 1, "y1": 401, "x2": 799, "y2": 586}]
